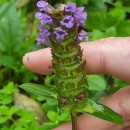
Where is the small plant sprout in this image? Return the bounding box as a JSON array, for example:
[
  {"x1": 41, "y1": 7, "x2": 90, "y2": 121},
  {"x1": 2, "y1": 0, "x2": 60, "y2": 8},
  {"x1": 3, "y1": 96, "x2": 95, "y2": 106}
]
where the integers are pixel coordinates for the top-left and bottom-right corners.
[{"x1": 20, "y1": 1, "x2": 123, "y2": 130}]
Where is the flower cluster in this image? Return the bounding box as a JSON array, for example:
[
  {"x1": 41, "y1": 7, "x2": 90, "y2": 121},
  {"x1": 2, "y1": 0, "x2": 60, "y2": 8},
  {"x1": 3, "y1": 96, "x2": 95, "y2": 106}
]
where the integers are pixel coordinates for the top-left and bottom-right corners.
[{"x1": 35, "y1": 0, "x2": 88, "y2": 46}]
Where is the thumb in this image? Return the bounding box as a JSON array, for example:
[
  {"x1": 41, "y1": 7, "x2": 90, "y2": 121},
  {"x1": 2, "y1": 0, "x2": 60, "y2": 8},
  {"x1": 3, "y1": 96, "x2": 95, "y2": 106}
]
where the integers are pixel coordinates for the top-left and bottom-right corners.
[{"x1": 54, "y1": 86, "x2": 130, "y2": 130}]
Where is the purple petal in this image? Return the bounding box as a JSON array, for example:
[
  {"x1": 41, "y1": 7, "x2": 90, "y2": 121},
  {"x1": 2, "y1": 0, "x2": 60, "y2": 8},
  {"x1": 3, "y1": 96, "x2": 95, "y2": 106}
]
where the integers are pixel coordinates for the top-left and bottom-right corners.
[
  {"x1": 37, "y1": 1, "x2": 48, "y2": 8},
  {"x1": 36, "y1": 33, "x2": 51, "y2": 46},
  {"x1": 38, "y1": 26, "x2": 48, "y2": 32},
  {"x1": 77, "y1": 30, "x2": 88, "y2": 43},
  {"x1": 36, "y1": 41, "x2": 41, "y2": 46},
  {"x1": 65, "y1": 22, "x2": 74, "y2": 28},
  {"x1": 39, "y1": 13, "x2": 53, "y2": 25},
  {"x1": 74, "y1": 10, "x2": 87, "y2": 26},
  {"x1": 77, "y1": 7, "x2": 84, "y2": 11},
  {"x1": 35, "y1": 12, "x2": 43, "y2": 19},
  {"x1": 54, "y1": 27, "x2": 68, "y2": 42},
  {"x1": 65, "y1": 3, "x2": 77, "y2": 13},
  {"x1": 36, "y1": 27, "x2": 51, "y2": 46},
  {"x1": 60, "y1": 15, "x2": 74, "y2": 28}
]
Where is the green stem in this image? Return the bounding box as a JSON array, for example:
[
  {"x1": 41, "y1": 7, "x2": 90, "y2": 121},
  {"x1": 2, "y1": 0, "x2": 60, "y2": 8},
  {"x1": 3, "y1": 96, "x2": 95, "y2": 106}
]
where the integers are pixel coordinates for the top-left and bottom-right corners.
[{"x1": 71, "y1": 111, "x2": 77, "y2": 130}]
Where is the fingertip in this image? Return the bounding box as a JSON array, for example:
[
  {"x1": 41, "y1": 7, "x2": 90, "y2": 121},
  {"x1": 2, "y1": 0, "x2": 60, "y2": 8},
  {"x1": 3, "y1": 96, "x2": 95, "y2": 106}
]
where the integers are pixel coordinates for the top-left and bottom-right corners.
[
  {"x1": 22, "y1": 51, "x2": 37, "y2": 71},
  {"x1": 22, "y1": 48, "x2": 52, "y2": 75},
  {"x1": 22, "y1": 53, "x2": 30, "y2": 67}
]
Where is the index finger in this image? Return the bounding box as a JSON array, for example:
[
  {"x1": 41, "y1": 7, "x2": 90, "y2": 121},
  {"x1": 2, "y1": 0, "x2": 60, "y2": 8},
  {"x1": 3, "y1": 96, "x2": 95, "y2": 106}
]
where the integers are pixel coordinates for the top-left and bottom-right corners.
[{"x1": 23, "y1": 37, "x2": 130, "y2": 82}]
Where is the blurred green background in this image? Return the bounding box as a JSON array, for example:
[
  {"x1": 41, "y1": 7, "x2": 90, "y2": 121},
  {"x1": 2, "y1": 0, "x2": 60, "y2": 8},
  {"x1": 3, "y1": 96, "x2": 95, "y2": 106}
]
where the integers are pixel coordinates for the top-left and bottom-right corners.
[{"x1": 0, "y1": 0, "x2": 130, "y2": 129}]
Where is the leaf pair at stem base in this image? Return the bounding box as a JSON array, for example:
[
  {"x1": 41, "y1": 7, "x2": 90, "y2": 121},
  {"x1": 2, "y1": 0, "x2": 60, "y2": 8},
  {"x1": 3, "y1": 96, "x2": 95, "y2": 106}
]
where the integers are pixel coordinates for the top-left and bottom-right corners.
[{"x1": 19, "y1": 83, "x2": 123, "y2": 125}]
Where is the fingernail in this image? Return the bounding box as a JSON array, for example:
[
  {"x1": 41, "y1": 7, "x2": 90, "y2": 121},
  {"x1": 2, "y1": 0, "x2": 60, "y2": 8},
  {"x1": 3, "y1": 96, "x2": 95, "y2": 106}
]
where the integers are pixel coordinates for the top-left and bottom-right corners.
[
  {"x1": 22, "y1": 52, "x2": 34, "y2": 65},
  {"x1": 23, "y1": 54, "x2": 28, "y2": 65}
]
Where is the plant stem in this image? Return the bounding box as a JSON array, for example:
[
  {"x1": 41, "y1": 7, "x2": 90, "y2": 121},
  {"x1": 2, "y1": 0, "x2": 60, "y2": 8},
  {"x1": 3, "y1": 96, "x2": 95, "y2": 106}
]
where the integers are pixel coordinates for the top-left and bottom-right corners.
[{"x1": 71, "y1": 111, "x2": 77, "y2": 130}]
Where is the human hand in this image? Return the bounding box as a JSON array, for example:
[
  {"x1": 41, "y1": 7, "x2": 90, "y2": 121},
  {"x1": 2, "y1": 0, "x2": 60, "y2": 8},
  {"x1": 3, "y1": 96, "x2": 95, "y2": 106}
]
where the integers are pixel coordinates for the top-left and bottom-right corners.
[{"x1": 23, "y1": 37, "x2": 130, "y2": 130}]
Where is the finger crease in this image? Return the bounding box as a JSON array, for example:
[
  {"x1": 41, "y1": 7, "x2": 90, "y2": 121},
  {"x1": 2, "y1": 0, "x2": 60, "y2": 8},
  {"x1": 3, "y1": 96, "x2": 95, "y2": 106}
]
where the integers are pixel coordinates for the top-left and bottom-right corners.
[{"x1": 99, "y1": 45, "x2": 106, "y2": 73}]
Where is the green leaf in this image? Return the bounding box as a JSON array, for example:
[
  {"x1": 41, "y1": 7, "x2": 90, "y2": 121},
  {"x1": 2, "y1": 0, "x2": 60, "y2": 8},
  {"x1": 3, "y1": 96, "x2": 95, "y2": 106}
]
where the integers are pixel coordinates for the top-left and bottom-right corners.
[
  {"x1": 0, "y1": 116, "x2": 8, "y2": 124},
  {"x1": 47, "y1": 111, "x2": 60, "y2": 123},
  {"x1": 0, "y1": 0, "x2": 16, "y2": 19},
  {"x1": 59, "y1": 111, "x2": 71, "y2": 122},
  {"x1": 0, "y1": 55, "x2": 16, "y2": 69},
  {"x1": 116, "y1": 20, "x2": 130, "y2": 36},
  {"x1": 3, "y1": 82, "x2": 16, "y2": 94},
  {"x1": 42, "y1": 98, "x2": 58, "y2": 112},
  {"x1": 103, "y1": 0, "x2": 113, "y2": 3},
  {"x1": 87, "y1": 75, "x2": 106, "y2": 91},
  {"x1": 78, "y1": 98, "x2": 123, "y2": 125},
  {"x1": 0, "y1": 7, "x2": 24, "y2": 55},
  {"x1": 0, "y1": 106, "x2": 9, "y2": 115},
  {"x1": 86, "y1": 12, "x2": 112, "y2": 31},
  {"x1": 44, "y1": 75, "x2": 55, "y2": 86},
  {"x1": 39, "y1": 122, "x2": 57, "y2": 130},
  {"x1": 0, "y1": 95, "x2": 13, "y2": 105},
  {"x1": 9, "y1": 105, "x2": 19, "y2": 116},
  {"x1": 105, "y1": 27, "x2": 116, "y2": 37},
  {"x1": 19, "y1": 83, "x2": 57, "y2": 99},
  {"x1": 87, "y1": 0, "x2": 107, "y2": 12},
  {"x1": 110, "y1": 1, "x2": 125, "y2": 21},
  {"x1": 88, "y1": 30, "x2": 104, "y2": 41}
]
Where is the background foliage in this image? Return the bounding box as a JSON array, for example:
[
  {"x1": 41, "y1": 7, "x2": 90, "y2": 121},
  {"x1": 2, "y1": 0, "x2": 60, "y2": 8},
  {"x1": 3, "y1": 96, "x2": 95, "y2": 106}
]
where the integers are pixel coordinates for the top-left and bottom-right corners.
[{"x1": 0, "y1": 0, "x2": 130, "y2": 129}]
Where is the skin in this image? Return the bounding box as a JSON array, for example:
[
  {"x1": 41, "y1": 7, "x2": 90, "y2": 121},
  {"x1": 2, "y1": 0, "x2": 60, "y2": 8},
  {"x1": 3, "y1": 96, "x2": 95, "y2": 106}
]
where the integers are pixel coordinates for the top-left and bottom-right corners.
[{"x1": 23, "y1": 37, "x2": 130, "y2": 130}]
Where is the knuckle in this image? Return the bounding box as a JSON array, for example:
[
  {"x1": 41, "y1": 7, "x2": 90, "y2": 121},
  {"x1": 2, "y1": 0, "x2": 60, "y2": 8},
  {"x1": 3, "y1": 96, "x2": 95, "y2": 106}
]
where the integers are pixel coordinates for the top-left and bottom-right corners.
[
  {"x1": 99, "y1": 45, "x2": 106, "y2": 73},
  {"x1": 97, "y1": 37, "x2": 115, "y2": 73}
]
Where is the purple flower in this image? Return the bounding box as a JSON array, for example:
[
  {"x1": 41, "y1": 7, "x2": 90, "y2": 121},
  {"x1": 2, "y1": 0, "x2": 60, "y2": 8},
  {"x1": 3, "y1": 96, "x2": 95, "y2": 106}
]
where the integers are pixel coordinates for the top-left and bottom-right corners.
[
  {"x1": 37, "y1": 0, "x2": 48, "y2": 11},
  {"x1": 77, "y1": 30, "x2": 88, "y2": 43},
  {"x1": 36, "y1": 33, "x2": 51, "y2": 46},
  {"x1": 60, "y1": 15, "x2": 74, "y2": 28},
  {"x1": 35, "y1": 13, "x2": 53, "y2": 25},
  {"x1": 65, "y1": 3, "x2": 76, "y2": 13},
  {"x1": 35, "y1": 2, "x2": 88, "y2": 46},
  {"x1": 36, "y1": 27, "x2": 51, "y2": 46},
  {"x1": 38, "y1": 26, "x2": 50, "y2": 34},
  {"x1": 54, "y1": 27, "x2": 68, "y2": 42},
  {"x1": 74, "y1": 7, "x2": 87, "y2": 26}
]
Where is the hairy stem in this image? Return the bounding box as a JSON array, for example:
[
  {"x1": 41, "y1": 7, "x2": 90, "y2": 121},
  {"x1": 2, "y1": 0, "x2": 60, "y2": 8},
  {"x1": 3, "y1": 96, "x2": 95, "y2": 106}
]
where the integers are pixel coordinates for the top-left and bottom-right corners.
[{"x1": 71, "y1": 111, "x2": 77, "y2": 130}]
